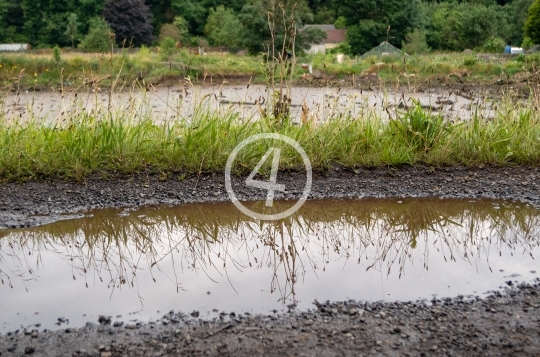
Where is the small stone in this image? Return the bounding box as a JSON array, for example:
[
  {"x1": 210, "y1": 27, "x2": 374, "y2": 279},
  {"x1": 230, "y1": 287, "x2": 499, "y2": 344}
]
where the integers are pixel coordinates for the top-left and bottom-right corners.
[
  {"x1": 303, "y1": 319, "x2": 314, "y2": 326},
  {"x1": 190, "y1": 311, "x2": 200, "y2": 318},
  {"x1": 30, "y1": 331, "x2": 38, "y2": 338},
  {"x1": 376, "y1": 341, "x2": 382, "y2": 346},
  {"x1": 25, "y1": 346, "x2": 35, "y2": 355},
  {"x1": 431, "y1": 345, "x2": 438, "y2": 351},
  {"x1": 379, "y1": 311, "x2": 387, "y2": 318},
  {"x1": 98, "y1": 316, "x2": 111, "y2": 325}
]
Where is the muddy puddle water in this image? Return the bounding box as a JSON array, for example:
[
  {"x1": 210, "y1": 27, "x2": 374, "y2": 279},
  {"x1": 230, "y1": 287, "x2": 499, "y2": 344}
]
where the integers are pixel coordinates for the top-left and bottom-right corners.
[
  {"x1": 1, "y1": 198, "x2": 539, "y2": 332},
  {"x1": 3, "y1": 85, "x2": 494, "y2": 124}
]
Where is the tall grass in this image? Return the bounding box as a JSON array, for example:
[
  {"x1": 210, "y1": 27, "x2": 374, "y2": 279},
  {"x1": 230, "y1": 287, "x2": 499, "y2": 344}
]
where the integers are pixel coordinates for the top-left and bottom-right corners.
[{"x1": 0, "y1": 91, "x2": 540, "y2": 181}]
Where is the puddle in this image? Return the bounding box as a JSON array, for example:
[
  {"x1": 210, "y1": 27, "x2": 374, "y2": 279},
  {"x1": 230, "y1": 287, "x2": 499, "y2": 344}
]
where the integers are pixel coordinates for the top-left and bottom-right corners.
[{"x1": 0, "y1": 198, "x2": 539, "y2": 333}]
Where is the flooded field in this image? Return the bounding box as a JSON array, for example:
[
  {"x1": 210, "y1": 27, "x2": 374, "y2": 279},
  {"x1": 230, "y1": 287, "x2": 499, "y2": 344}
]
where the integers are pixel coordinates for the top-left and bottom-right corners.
[
  {"x1": 0, "y1": 198, "x2": 538, "y2": 333},
  {"x1": 1, "y1": 84, "x2": 496, "y2": 124}
]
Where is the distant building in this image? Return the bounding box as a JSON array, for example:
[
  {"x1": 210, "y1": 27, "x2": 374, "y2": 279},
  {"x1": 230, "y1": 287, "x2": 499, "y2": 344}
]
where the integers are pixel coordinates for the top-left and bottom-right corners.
[
  {"x1": 361, "y1": 41, "x2": 408, "y2": 59},
  {"x1": 302, "y1": 25, "x2": 346, "y2": 55},
  {"x1": 0, "y1": 44, "x2": 31, "y2": 52},
  {"x1": 527, "y1": 45, "x2": 540, "y2": 54}
]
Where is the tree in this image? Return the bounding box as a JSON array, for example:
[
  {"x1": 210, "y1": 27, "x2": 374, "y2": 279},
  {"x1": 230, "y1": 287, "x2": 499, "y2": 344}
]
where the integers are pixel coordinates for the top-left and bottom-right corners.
[
  {"x1": 347, "y1": 20, "x2": 387, "y2": 55},
  {"x1": 524, "y1": 0, "x2": 540, "y2": 44},
  {"x1": 145, "y1": 0, "x2": 175, "y2": 37},
  {"x1": 0, "y1": 0, "x2": 26, "y2": 42},
  {"x1": 79, "y1": 17, "x2": 111, "y2": 52},
  {"x1": 173, "y1": 16, "x2": 189, "y2": 40},
  {"x1": 426, "y1": 2, "x2": 505, "y2": 51},
  {"x1": 204, "y1": 5, "x2": 246, "y2": 49},
  {"x1": 171, "y1": 0, "x2": 206, "y2": 35},
  {"x1": 170, "y1": 0, "x2": 248, "y2": 36},
  {"x1": 0, "y1": 0, "x2": 9, "y2": 39},
  {"x1": 158, "y1": 23, "x2": 181, "y2": 42},
  {"x1": 239, "y1": 0, "x2": 314, "y2": 55},
  {"x1": 504, "y1": 0, "x2": 534, "y2": 45},
  {"x1": 65, "y1": 13, "x2": 80, "y2": 49},
  {"x1": 298, "y1": 26, "x2": 327, "y2": 50},
  {"x1": 402, "y1": 29, "x2": 430, "y2": 54},
  {"x1": 103, "y1": 0, "x2": 154, "y2": 46},
  {"x1": 339, "y1": 0, "x2": 426, "y2": 54}
]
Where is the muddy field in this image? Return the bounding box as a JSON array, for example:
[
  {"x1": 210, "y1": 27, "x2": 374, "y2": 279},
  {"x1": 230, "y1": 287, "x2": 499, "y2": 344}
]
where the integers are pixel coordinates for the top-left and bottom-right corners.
[
  {"x1": 1, "y1": 165, "x2": 540, "y2": 356},
  {"x1": 1, "y1": 82, "x2": 509, "y2": 125}
]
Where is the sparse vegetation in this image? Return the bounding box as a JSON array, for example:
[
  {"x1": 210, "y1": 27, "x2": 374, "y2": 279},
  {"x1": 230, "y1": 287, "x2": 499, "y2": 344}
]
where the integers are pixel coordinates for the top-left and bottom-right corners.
[{"x1": 1, "y1": 50, "x2": 539, "y2": 89}]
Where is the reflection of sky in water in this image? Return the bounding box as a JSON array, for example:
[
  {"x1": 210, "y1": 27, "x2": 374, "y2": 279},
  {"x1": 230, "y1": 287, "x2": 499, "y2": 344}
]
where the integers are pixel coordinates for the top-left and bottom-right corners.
[{"x1": 0, "y1": 198, "x2": 539, "y2": 332}]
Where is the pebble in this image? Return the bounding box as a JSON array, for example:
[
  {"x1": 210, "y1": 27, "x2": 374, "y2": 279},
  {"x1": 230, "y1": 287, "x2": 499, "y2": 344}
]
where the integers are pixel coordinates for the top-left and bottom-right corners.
[{"x1": 24, "y1": 346, "x2": 35, "y2": 354}]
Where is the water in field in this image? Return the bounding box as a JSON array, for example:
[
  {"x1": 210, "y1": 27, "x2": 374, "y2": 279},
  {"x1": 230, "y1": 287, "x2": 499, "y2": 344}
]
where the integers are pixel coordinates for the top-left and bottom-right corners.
[
  {"x1": 1, "y1": 84, "x2": 494, "y2": 124},
  {"x1": 1, "y1": 198, "x2": 539, "y2": 333}
]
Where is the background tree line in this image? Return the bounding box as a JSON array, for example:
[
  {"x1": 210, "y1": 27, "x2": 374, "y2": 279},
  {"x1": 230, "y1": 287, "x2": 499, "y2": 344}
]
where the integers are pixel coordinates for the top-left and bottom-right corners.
[{"x1": 0, "y1": 0, "x2": 538, "y2": 55}]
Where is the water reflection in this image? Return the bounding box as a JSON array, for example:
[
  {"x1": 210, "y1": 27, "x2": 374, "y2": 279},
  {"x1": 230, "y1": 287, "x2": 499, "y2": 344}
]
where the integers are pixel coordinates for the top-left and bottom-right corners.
[{"x1": 0, "y1": 198, "x2": 539, "y2": 330}]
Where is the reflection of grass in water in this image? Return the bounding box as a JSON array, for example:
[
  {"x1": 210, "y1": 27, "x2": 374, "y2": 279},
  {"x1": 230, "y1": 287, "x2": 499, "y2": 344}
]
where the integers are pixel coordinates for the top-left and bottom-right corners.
[{"x1": 1, "y1": 199, "x2": 539, "y2": 304}]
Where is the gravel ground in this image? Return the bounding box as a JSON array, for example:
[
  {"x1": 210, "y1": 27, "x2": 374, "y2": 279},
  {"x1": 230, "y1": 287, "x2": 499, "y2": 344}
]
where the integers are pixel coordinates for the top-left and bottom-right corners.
[
  {"x1": 1, "y1": 164, "x2": 540, "y2": 356},
  {"x1": 1, "y1": 165, "x2": 540, "y2": 229},
  {"x1": 1, "y1": 281, "x2": 539, "y2": 356}
]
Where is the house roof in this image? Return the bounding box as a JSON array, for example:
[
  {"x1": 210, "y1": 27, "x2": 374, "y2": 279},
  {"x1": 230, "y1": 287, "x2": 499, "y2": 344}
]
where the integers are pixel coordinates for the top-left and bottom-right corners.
[
  {"x1": 303, "y1": 24, "x2": 336, "y2": 31},
  {"x1": 326, "y1": 30, "x2": 346, "y2": 44},
  {"x1": 301, "y1": 25, "x2": 346, "y2": 44}
]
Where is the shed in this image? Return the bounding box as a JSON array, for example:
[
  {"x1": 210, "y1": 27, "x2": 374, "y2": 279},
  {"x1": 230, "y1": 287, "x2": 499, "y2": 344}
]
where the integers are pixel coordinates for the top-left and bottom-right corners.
[
  {"x1": 0, "y1": 44, "x2": 31, "y2": 52},
  {"x1": 527, "y1": 45, "x2": 540, "y2": 53},
  {"x1": 302, "y1": 24, "x2": 347, "y2": 55},
  {"x1": 360, "y1": 41, "x2": 407, "y2": 59}
]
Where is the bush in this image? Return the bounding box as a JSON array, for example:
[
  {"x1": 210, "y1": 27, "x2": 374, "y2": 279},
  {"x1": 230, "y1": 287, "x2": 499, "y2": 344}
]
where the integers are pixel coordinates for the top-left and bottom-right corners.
[
  {"x1": 479, "y1": 37, "x2": 506, "y2": 53},
  {"x1": 328, "y1": 42, "x2": 352, "y2": 56},
  {"x1": 463, "y1": 57, "x2": 478, "y2": 66},
  {"x1": 522, "y1": 36, "x2": 534, "y2": 50},
  {"x1": 160, "y1": 37, "x2": 177, "y2": 58},
  {"x1": 52, "y1": 45, "x2": 62, "y2": 63},
  {"x1": 159, "y1": 24, "x2": 181, "y2": 43},
  {"x1": 402, "y1": 29, "x2": 430, "y2": 55},
  {"x1": 391, "y1": 101, "x2": 451, "y2": 152},
  {"x1": 79, "y1": 18, "x2": 111, "y2": 52}
]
